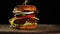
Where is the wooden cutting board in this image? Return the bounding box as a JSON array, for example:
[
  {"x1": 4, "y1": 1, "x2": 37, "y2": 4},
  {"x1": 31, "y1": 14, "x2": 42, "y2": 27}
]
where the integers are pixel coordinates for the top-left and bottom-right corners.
[{"x1": 0, "y1": 24, "x2": 60, "y2": 34}]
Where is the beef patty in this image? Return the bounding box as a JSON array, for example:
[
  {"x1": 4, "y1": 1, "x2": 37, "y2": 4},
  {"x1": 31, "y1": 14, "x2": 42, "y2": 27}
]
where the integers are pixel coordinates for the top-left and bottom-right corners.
[{"x1": 14, "y1": 18, "x2": 37, "y2": 24}]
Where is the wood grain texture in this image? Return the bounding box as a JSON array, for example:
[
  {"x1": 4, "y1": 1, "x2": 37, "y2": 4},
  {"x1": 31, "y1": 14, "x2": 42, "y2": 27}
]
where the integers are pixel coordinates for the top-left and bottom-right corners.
[{"x1": 0, "y1": 24, "x2": 60, "y2": 34}]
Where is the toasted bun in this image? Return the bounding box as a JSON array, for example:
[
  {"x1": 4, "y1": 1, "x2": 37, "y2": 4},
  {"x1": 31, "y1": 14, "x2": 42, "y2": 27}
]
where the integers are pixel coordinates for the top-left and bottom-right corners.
[
  {"x1": 17, "y1": 5, "x2": 36, "y2": 11},
  {"x1": 15, "y1": 5, "x2": 39, "y2": 13},
  {"x1": 16, "y1": 24, "x2": 37, "y2": 30}
]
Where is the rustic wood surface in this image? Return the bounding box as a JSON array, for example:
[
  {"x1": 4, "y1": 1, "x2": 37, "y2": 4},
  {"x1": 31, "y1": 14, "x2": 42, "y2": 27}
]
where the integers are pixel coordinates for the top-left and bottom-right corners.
[{"x1": 0, "y1": 24, "x2": 60, "y2": 34}]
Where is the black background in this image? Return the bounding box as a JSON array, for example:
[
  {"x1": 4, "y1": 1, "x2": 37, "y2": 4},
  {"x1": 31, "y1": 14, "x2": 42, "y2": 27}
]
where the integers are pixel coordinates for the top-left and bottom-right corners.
[{"x1": 0, "y1": 0, "x2": 55, "y2": 24}]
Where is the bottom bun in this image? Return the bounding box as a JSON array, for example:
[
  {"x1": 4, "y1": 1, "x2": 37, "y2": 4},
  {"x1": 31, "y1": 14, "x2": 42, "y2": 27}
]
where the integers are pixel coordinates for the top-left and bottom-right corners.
[{"x1": 15, "y1": 24, "x2": 37, "y2": 30}]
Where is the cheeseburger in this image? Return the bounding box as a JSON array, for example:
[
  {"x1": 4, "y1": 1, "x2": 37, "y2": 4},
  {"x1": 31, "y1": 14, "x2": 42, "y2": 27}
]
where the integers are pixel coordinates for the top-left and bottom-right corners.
[{"x1": 9, "y1": 5, "x2": 39, "y2": 29}]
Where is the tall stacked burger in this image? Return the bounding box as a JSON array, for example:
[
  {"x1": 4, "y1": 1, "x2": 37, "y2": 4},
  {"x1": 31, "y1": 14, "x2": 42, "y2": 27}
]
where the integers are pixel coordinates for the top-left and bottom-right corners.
[{"x1": 9, "y1": 5, "x2": 39, "y2": 29}]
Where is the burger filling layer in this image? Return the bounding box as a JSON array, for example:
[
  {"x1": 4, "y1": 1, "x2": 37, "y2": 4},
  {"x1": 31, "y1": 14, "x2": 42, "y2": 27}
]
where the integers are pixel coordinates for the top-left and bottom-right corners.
[
  {"x1": 9, "y1": 17, "x2": 38, "y2": 27},
  {"x1": 13, "y1": 18, "x2": 37, "y2": 27}
]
